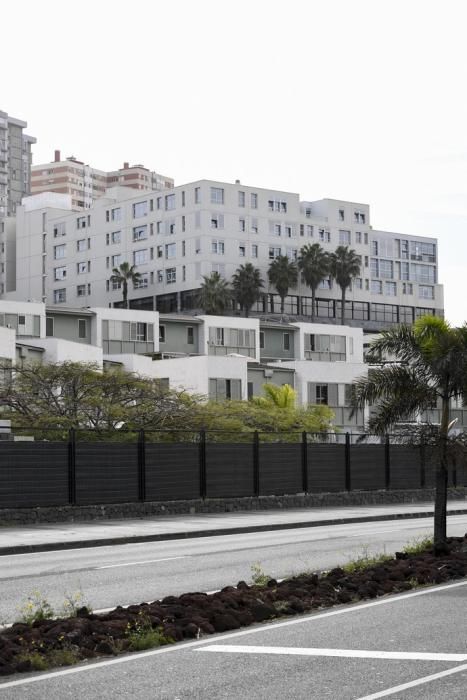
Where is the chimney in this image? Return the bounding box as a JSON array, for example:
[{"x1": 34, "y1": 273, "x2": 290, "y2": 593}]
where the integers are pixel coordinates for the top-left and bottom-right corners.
[
  {"x1": 54, "y1": 150, "x2": 61, "y2": 162},
  {"x1": 123, "y1": 162, "x2": 129, "y2": 170},
  {"x1": 235, "y1": 179, "x2": 241, "y2": 184}
]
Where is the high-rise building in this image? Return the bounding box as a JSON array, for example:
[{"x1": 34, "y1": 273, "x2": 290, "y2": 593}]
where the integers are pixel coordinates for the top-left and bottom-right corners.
[
  {"x1": 7, "y1": 179, "x2": 443, "y2": 332},
  {"x1": 0, "y1": 110, "x2": 36, "y2": 218},
  {"x1": 31, "y1": 151, "x2": 174, "y2": 210}
]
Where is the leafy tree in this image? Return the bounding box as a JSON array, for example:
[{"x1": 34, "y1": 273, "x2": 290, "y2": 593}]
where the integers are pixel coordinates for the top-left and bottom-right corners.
[
  {"x1": 198, "y1": 272, "x2": 231, "y2": 315},
  {"x1": 232, "y1": 263, "x2": 264, "y2": 317},
  {"x1": 252, "y1": 383, "x2": 296, "y2": 409},
  {"x1": 110, "y1": 262, "x2": 141, "y2": 308},
  {"x1": 329, "y1": 246, "x2": 361, "y2": 325},
  {"x1": 297, "y1": 244, "x2": 330, "y2": 322},
  {"x1": 351, "y1": 316, "x2": 467, "y2": 552},
  {"x1": 267, "y1": 256, "x2": 298, "y2": 314}
]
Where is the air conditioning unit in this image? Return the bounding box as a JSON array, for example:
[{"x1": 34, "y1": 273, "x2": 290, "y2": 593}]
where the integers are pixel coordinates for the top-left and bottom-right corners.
[{"x1": 264, "y1": 369, "x2": 274, "y2": 378}]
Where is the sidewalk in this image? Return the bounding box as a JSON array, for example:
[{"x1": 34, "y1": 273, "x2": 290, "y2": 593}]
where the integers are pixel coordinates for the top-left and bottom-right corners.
[{"x1": 1, "y1": 501, "x2": 467, "y2": 555}]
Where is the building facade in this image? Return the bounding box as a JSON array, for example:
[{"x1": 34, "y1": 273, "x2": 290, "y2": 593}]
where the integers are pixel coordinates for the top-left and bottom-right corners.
[
  {"x1": 31, "y1": 151, "x2": 174, "y2": 210},
  {"x1": 0, "y1": 110, "x2": 36, "y2": 219}
]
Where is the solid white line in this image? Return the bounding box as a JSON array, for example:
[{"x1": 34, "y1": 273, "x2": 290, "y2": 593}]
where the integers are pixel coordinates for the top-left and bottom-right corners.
[
  {"x1": 95, "y1": 555, "x2": 188, "y2": 570},
  {"x1": 1, "y1": 579, "x2": 467, "y2": 690},
  {"x1": 199, "y1": 644, "x2": 467, "y2": 662},
  {"x1": 355, "y1": 662, "x2": 467, "y2": 699}
]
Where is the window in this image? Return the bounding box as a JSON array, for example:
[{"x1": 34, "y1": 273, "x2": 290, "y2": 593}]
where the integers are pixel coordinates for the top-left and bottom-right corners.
[
  {"x1": 354, "y1": 211, "x2": 366, "y2": 224},
  {"x1": 77, "y1": 216, "x2": 86, "y2": 229},
  {"x1": 339, "y1": 209, "x2": 345, "y2": 221},
  {"x1": 195, "y1": 238, "x2": 201, "y2": 254},
  {"x1": 211, "y1": 262, "x2": 226, "y2": 276},
  {"x1": 112, "y1": 254, "x2": 122, "y2": 267},
  {"x1": 187, "y1": 327, "x2": 194, "y2": 344},
  {"x1": 159, "y1": 325, "x2": 166, "y2": 342},
  {"x1": 156, "y1": 221, "x2": 163, "y2": 234},
  {"x1": 239, "y1": 218, "x2": 246, "y2": 232},
  {"x1": 165, "y1": 242, "x2": 176, "y2": 259},
  {"x1": 283, "y1": 333, "x2": 290, "y2": 350},
  {"x1": 133, "y1": 225, "x2": 148, "y2": 241},
  {"x1": 339, "y1": 230, "x2": 351, "y2": 245},
  {"x1": 212, "y1": 239, "x2": 225, "y2": 254},
  {"x1": 380, "y1": 259, "x2": 394, "y2": 279},
  {"x1": 111, "y1": 231, "x2": 121, "y2": 244},
  {"x1": 195, "y1": 211, "x2": 201, "y2": 228},
  {"x1": 165, "y1": 194, "x2": 175, "y2": 210},
  {"x1": 318, "y1": 228, "x2": 331, "y2": 243},
  {"x1": 316, "y1": 385, "x2": 328, "y2": 405},
  {"x1": 287, "y1": 248, "x2": 298, "y2": 260},
  {"x1": 77, "y1": 261, "x2": 88, "y2": 274},
  {"x1": 132, "y1": 201, "x2": 148, "y2": 218},
  {"x1": 77, "y1": 239, "x2": 87, "y2": 252},
  {"x1": 157, "y1": 197, "x2": 162, "y2": 210},
  {"x1": 402, "y1": 282, "x2": 413, "y2": 295},
  {"x1": 273, "y1": 223, "x2": 281, "y2": 236},
  {"x1": 46, "y1": 317, "x2": 54, "y2": 337},
  {"x1": 252, "y1": 244, "x2": 258, "y2": 258},
  {"x1": 157, "y1": 245, "x2": 163, "y2": 258},
  {"x1": 182, "y1": 240, "x2": 186, "y2": 256},
  {"x1": 111, "y1": 278, "x2": 122, "y2": 290},
  {"x1": 54, "y1": 266, "x2": 67, "y2": 280},
  {"x1": 182, "y1": 265, "x2": 186, "y2": 281},
  {"x1": 285, "y1": 225, "x2": 292, "y2": 238},
  {"x1": 371, "y1": 280, "x2": 383, "y2": 294},
  {"x1": 238, "y1": 191, "x2": 245, "y2": 207},
  {"x1": 269, "y1": 246, "x2": 281, "y2": 259},
  {"x1": 130, "y1": 322, "x2": 148, "y2": 341},
  {"x1": 133, "y1": 249, "x2": 148, "y2": 265},
  {"x1": 181, "y1": 191, "x2": 186, "y2": 207},
  {"x1": 134, "y1": 274, "x2": 149, "y2": 289},
  {"x1": 182, "y1": 215, "x2": 186, "y2": 232},
  {"x1": 78, "y1": 319, "x2": 86, "y2": 338},
  {"x1": 54, "y1": 244, "x2": 66, "y2": 259},
  {"x1": 157, "y1": 270, "x2": 163, "y2": 283},
  {"x1": 211, "y1": 213, "x2": 224, "y2": 229},
  {"x1": 194, "y1": 187, "x2": 201, "y2": 203},
  {"x1": 111, "y1": 207, "x2": 122, "y2": 222},
  {"x1": 250, "y1": 192, "x2": 258, "y2": 208},
  {"x1": 411, "y1": 264, "x2": 436, "y2": 284},
  {"x1": 268, "y1": 199, "x2": 287, "y2": 213},
  {"x1": 419, "y1": 285, "x2": 434, "y2": 299},
  {"x1": 77, "y1": 284, "x2": 86, "y2": 297},
  {"x1": 306, "y1": 225, "x2": 313, "y2": 237},
  {"x1": 385, "y1": 281, "x2": 397, "y2": 296},
  {"x1": 210, "y1": 187, "x2": 224, "y2": 204},
  {"x1": 53, "y1": 288, "x2": 66, "y2": 303},
  {"x1": 259, "y1": 331, "x2": 265, "y2": 349},
  {"x1": 355, "y1": 231, "x2": 362, "y2": 244},
  {"x1": 354, "y1": 277, "x2": 363, "y2": 289},
  {"x1": 400, "y1": 262, "x2": 410, "y2": 280},
  {"x1": 371, "y1": 241, "x2": 379, "y2": 255},
  {"x1": 166, "y1": 267, "x2": 176, "y2": 284},
  {"x1": 53, "y1": 222, "x2": 66, "y2": 237},
  {"x1": 239, "y1": 244, "x2": 246, "y2": 257}
]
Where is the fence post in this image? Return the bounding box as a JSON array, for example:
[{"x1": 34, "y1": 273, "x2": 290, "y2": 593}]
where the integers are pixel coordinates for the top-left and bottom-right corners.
[
  {"x1": 345, "y1": 432, "x2": 351, "y2": 491},
  {"x1": 68, "y1": 428, "x2": 76, "y2": 506},
  {"x1": 138, "y1": 429, "x2": 146, "y2": 502},
  {"x1": 253, "y1": 431, "x2": 260, "y2": 497},
  {"x1": 301, "y1": 431, "x2": 308, "y2": 493},
  {"x1": 385, "y1": 435, "x2": 391, "y2": 490},
  {"x1": 420, "y1": 441, "x2": 426, "y2": 489},
  {"x1": 199, "y1": 430, "x2": 207, "y2": 499}
]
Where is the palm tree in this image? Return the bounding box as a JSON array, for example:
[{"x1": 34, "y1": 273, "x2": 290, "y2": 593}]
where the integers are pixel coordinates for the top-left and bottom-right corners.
[
  {"x1": 351, "y1": 316, "x2": 467, "y2": 552},
  {"x1": 329, "y1": 246, "x2": 361, "y2": 325},
  {"x1": 232, "y1": 263, "x2": 264, "y2": 317},
  {"x1": 253, "y1": 383, "x2": 296, "y2": 409},
  {"x1": 198, "y1": 272, "x2": 231, "y2": 315},
  {"x1": 110, "y1": 262, "x2": 141, "y2": 308},
  {"x1": 267, "y1": 256, "x2": 298, "y2": 314},
  {"x1": 297, "y1": 244, "x2": 330, "y2": 322}
]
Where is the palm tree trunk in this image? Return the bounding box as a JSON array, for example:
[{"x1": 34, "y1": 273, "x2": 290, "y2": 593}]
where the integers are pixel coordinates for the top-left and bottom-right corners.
[
  {"x1": 123, "y1": 280, "x2": 128, "y2": 309},
  {"x1": 311, "y1": 289, "x2": 316, "y2": 323},
  {"x1": 434, "y1": 397, "x2": 450, "y2": 554},
  {"x1": 340, "y1": 288, "x2": 346, "y2": 325},
  {"x1": 280, "y1": 296, "x2": 285, "y2": 314}
]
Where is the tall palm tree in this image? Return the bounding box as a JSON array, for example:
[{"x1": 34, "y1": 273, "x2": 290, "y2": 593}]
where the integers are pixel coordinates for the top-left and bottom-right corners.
[
  {"x1": 297, "y1": 243, "x2": 330, "y2": 322},
  {"x1": 232, "y1": 263, "x2": 264, "y2": 317},
  {"x1": 351, "y1": 316, "x2": 467, "y2": 552},
  {"x1": 329, "y1": 246, "x2": 361, "y2": 325},
  {"x1": 110, "y1": 262, "x2": 141, "y2": 308},
  {"x1": 267, "y1": 256, "x2": 298, "y2": 314},
  {"x1": 198, "y1": 272, "x2": 231, "y2": 315}
]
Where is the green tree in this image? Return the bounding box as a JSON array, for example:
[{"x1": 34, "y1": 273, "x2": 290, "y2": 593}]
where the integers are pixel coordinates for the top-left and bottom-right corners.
[
  {"x1": 110, "y1": 262, "x2": 141, "y2": 308},
  {"x1": 198, "y1": 272, "x2": 231, "y2": 315},
  {"x1": 252, "y1": 383, "x2": 296, "y2": 409},
  {"x1": 329, "y1": 246, "x2": 361, "y2": 325},
  {"x1": 232, "y1": 263, "x2": 264, "y2": 317},
  {"x1": 267, "y1": 256, "x2": 298, "y2": 314},
  {"x1": 351, "y1": 316, "x2": 467, "y2": 552},
  {"x1": 297, "y1": 244, "x2": 330, "y2": 322}
]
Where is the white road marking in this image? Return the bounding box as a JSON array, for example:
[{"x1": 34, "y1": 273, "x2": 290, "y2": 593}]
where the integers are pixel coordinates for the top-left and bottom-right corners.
[
  {"x1": 199, "y1": 644, "x2": 467, "y2": 662},
  {"x1": 356, "y1": 662, "x2": 467, "y2": 699},
  {"x1": 95, "y1": 556, "x2": 189, "y2": 570},
  {"x1": 1, "y1": 578, "x2": 467, "y2": 690}
]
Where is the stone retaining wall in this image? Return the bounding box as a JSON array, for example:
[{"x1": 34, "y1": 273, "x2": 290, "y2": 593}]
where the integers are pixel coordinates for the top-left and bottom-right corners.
[{"x1": 0, "y1": 488, "x2": 466, "y2": 524}]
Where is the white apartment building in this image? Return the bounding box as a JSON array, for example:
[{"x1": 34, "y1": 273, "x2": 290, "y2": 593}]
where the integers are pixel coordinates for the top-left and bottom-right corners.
[{"x1": 5, "y1": 179, "x2": 443, "y2": 334}]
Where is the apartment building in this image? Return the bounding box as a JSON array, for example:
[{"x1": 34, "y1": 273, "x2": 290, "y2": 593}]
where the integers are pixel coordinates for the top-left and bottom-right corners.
[{"x1": 31, "y1": 151, "x2": 174, "y2": 210}]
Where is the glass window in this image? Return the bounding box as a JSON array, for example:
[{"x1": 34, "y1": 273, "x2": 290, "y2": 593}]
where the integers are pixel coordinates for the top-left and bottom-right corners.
[
  {"x1": 53, "y1": 222, "x2": 66, "y2": 237},
  {"x1": 385, "y1": 281, "x2": 397, "y2": 296},
  {"x1": 133, "y1": 249, "x2": 148, "y2": 265},
  {"x1": 165, "y1": 194, "x2": 175, "y2": 210},
  {"x1": 187, "y1": 327, "x2": 194, "y2": 344},
  {"x1": 252, "y1": 244, "x2": 258, "y2": 258},
  {"x1": 210, "y1": 187, "x2": 224, "y2": 204},
  {"x1": 250, "y1": 193, "x2": 258, "y2": 208},
  {"x1": 54, "y1": 244, "x2": 66, "y2": 259},
  {"x1": 77, "y1": 284, "x2": 86, "y2": 297},
  {"x1": 379, "y1": 259, "x2": 394, "y2": 279},
  {"x1": 111, "y1": 207, "x2": 122, "y2": 221},
  {"x1": 339, "y1": 230, "x2": 351, "y2": 245},
  {"x1": 194, "y1": 187, "x2": 201, "y2": 203},
  {"x1": 133, "y1": 225, "x2": 148, "y2": 241},
  {"x1": 112, "y1": 254, "x2": 122, "y2": 267},
  {"x1": 54, "y1": 266, "x2": 67, "y2": 280},
  {"x1": 165, "y1": 243, "x2": 176, "y2": 259},
  {"x1": 77, "y1": 239, "x2": 87, "y2": 252},
  {"x1": 238, "y1": 191, "x2": 245, "y2": 207},
  {"x1": 53, "y1": 288, "x2": 66, "y2": 303},
  {"x1": 78, "y1": 319, "x2": 86, "y2": 338},
  {"x1": 371, "y1": 280, "x2": 383, "y2": 294},
  {"x1": 239, "y1": 244, "x2": 246, "y2": 257},
  {"x1": 77, "y1": 261, "x2": 88, "y2": 274},
  {"x1": 76, "y1": 216, "x2": 86, "y2": 229},
  {"x1": 46, "y1": 317, "x2": 54, "y2": 337},
  {"x1": 239, "y1": 218, "x2": 246, "y2": 232},
  {"x1": 159, "y1": 325, "x2": 166, "y2": 342},
  {"x1": 269, "y1": 246, "x2": 281, "y2": 259},
  {"x1": 134, "y1": 273, "x2": 149, "y2": 289},
  {"x1": 132, "y1": 201, "x2": 148, "y2": 218},
  {"x1": 371, "y1": 241, "x2": 378, "y2": 255},
  {"x1": 419, "y1": 285, "x2": 434, "y2": 299},
  {"x1": 166, "y1": 267, "x2": 176, "y2": 284},
  {"x1": 283, "y1": 333, "x2": 290, "y2": 350},
  {"x1": 111, "y1": 231, "x2": 121, "y2": 244},
  {"x1": 316, "y1": 385, "x2": 328, "y2": 405}
]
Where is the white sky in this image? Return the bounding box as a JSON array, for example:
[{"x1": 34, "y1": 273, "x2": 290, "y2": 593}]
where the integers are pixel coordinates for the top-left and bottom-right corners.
[{"x1": 3, "y1": 0, "x2": 467, "y2": 324}]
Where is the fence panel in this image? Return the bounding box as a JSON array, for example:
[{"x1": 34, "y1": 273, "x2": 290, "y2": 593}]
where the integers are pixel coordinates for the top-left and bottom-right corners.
[
  {"x1": 75, "y1": 443, "x2": 138, "y2": 505},
  {"x1": 350, "y1": 444, "x2": 386, "y2": 490},
  {"x1": 308, "y1": 444, "x2": 346, "y2": 492},
  {"x1": 206, "y1": 443, "x2": 254, "y2": 498},
  {"x1": 259, "y1": 443, "x2": 302, "y2": 495},
  {"x1": 0, "y1": 442, "x2": 69, "y2": 508},
  {"x1": 145, "y1": 443, "x2": 199, "y2": 501},
  {"x1": 389, "y1": 446, "x2": 422, "y2": 489}
]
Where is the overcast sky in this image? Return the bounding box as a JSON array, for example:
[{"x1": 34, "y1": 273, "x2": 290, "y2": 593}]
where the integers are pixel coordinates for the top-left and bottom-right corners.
[{"x1": 3, "y1": 0, "x2": 467, "y2": 323}]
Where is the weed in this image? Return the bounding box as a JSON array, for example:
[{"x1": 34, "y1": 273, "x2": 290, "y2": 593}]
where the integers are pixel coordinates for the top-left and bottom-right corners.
[
  {"x1": 17, "y1": 592, "x2": 54, "y2": 626},
  {"x1": 16, "y1": 651, "x2": 49, "y2": 671},
  {"x1": 402, "y1": 537, "x2": 433, "y2": 556},
  {"x1": 342, "y1": 546, "x2": 393, "y2": 574},
  {"x1": 250, "y1": 562, "x2": 271, "y2": 587},
  {"x1": 125, "y1": 612, "x2": 174, "y2": 652},
  {"x1": 61, "y1": 590, "x2": 92, "y2": 618},
  {"x1": 48, "y1": 648, "x2": 80, "y2": 667}
]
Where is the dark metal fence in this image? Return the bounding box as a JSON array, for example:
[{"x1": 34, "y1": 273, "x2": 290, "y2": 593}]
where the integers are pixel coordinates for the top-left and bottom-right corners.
[{"x1": 0, "y1": 429, "x2": 465, "y2": 509}]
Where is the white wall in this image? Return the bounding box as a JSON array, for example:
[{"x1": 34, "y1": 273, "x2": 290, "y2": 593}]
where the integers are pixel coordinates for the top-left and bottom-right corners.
[
  {"x1": 31, "y1": 337, "x2": 103, "y2": 366},
  {"x1": 198, "y1": 314, "x2": 260, "y2": 362},
  {"x1": 293, "y1": 322, "x2": 364, "y2": 362},
  {"x1": 0, "y1": 326, "x2": 16, "y2": 362},
  {"x1": 89, "y1": 307, "x2": 159, "y2": 349}
]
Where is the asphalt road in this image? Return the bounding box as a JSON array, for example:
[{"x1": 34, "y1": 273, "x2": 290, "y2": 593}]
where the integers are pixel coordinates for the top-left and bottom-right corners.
[
  {"x1": 1, "y1": 514, "x2": 467, "y2": 625},
  {"x1": 1, "y1": 578, "x2": 467, "y2": 698}
]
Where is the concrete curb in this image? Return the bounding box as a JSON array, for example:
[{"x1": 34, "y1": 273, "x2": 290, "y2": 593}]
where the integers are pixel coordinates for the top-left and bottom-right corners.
[{"x1": 2, "y1": 508, "x2": 467, "y2": 556}]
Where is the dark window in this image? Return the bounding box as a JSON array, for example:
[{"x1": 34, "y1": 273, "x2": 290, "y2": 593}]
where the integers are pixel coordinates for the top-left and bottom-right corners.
[
  {"x1": 159, "y1": 325, "x2": 166, "y2": 343},
  {"x1": 46, "y1": 317, "x2": 54, "y2": 337},
  {"x1": 187, "y1": 326, "x2": 194, "y2": 344},
  {"x1": 78, "y1": 319, "x2": 86, "y2": 339}
]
